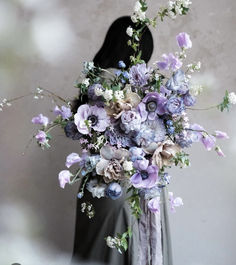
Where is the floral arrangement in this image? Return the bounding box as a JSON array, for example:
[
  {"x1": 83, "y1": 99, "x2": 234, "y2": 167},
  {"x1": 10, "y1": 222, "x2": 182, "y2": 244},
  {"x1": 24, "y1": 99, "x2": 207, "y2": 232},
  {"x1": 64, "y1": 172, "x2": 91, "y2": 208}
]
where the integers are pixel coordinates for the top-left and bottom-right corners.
[{"x1": 1, "y1": 0, "x2": 236, "y2": 254}]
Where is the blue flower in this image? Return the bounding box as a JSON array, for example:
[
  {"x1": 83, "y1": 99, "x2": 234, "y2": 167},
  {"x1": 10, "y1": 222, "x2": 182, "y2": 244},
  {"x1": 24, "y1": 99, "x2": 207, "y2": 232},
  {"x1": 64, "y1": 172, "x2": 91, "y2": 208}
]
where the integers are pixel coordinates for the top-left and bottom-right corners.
[
  {"x1": 118, "y1": 61, "x2": 126, "y2": 68},
  {"x1": 166, "y1": 70, "x2": 189, "y2": 95},
  {"x1": 166, "y1": 96, "x2": 184, "y2": 114},
  {"x1": 106, "y1": 183, "x2": 123, "y2": 200}
]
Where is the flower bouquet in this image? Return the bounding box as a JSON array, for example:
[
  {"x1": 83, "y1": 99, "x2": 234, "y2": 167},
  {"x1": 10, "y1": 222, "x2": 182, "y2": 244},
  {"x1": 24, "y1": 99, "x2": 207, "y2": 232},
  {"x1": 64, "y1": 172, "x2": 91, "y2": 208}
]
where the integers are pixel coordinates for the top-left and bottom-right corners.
[{"x1": 1, "y1": 0, "x2": 235, "y2": 255}]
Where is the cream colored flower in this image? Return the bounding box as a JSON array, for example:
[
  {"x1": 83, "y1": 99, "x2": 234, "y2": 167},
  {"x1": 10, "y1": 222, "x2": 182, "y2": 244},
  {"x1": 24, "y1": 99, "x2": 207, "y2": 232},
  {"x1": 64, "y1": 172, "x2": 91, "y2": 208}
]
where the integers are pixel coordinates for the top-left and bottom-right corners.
[{"x1": 152, "y1": 140, "x2": 181, "y2": 169}]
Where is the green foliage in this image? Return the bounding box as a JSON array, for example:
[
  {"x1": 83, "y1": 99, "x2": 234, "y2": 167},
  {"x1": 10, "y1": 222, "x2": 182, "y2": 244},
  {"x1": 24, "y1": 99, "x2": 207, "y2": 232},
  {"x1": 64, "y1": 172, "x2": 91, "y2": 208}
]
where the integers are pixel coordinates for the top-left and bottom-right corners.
[
  {"x1": 217, "y1": 90, "x2": 230, "y2": 112},
  {"x1": 127, "y1": 188, "x2": 142, "y2": 219},
  {"x1": 172, "y1": 151, "x2": 190, "y2": 168}
]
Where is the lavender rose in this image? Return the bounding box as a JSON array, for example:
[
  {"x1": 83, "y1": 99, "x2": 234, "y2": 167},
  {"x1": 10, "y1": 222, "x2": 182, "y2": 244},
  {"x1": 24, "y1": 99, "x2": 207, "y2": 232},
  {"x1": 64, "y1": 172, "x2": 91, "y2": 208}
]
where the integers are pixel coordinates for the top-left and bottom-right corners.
[
  {"x1": 166, "y1": 96, "x2": 184, "y2": 114},
  {"x1": 129, "y1": 63, "x2": 150, "y2": 87}
]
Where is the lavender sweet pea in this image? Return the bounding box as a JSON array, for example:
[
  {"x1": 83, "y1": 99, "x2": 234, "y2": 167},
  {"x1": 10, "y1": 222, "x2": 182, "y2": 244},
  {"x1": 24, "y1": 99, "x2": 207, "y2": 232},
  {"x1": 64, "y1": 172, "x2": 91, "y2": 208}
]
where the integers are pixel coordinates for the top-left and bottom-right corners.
[
  {"x1": 176, "y1": 32, "x2": 192, "y2": 49},
  {"x1": 66, "y1": 153, "x2": 82, "y2": 168},
  {"x1": 130, "y1": 159, "x2": 159, "y2": 189},
  {"x1": 54, "y1": 105, "x2": 72, "y2": 120},
  {"x1": 201, "y1": 134, "x2": 216, "y2": 151},
  {"x1": 58, "y1": 170, "x2": 72, "y2": 189},
  {"x1": 129, "y1": 63, "x2": 150, "y2": 87},
  {"x1": 74, "y1": 104, "x2": 110, "y2": 134},
  {"x1": 214, "y1": 131, "x2": 229, "y2": 139},
  {"x1": 138, "y1": 92, "x2": 167, "y2": 121},
  {"x1": 157, "y1": 53, "x2": 182, "y2": 71},
  {"x1": 32, "y1": 114, "x2": 49, "y2": 127},
  {"x1": 35, "y1": 130, "x2": 48, "y2": 145},
  {"x1": 148, "y1": 197, "x2": 161, "y2": 213},
  {"x1": 169, "y1": 192, "x2": 183, "y2": 213}
]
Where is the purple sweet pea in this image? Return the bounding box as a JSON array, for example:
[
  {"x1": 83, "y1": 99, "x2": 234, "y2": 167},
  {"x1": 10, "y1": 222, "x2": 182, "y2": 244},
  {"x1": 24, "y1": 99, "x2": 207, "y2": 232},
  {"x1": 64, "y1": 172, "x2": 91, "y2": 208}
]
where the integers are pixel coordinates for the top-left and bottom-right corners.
[
  {"x1": 169, "y1": 192, "x2": 183, "y2": 213},
  {"x1": 166, "y1": 96, "x2": 184, "y2": 114},
  {"x1": 201, "y1": 134, "x2": 216, "y2": 151},
  {"x1": 54, "y1": 105, "x2": 72, "y2": 120},
  {"x1": 214, "y1": 130, "x2": 229, "y2": 139},
  {"x1": 130, "y1": 159, "x2": 159, "y2": 189},
  {"x1": 74, "y1": 104, "x2": 110, "y2": 134},
  {"x1": 65, "y1": 153, "x2": 82, "y2": 168},
  {"x1": 157, "y1": 53, "x2": 182, "y2": 71},
  {"x1": 176, "y1": 32, "x2": 192, "y2": 49},
  {"x1": 138, "y1": 92, "x2": 167, "y2": 121},
  {"x1": 215, "y1": 146, "x2": 226, "y2": 157},
  {"x1": 32, "y1": 114, "x2": 49, "y2": 127},
  {"x1": 190, "y1": 123, "x2": 204, "y2": 142},
  {"x1": 129, "y1": 63, "x2": 150, "y2": 87},
  {"x1": 148, "y1": 196, "x2": 161, "y2": 213},
  {"x1": 58, "y1": 170, "x2": 72, "y2": 189},
  {"x1": 166, "y1": 70, "x2": 189, "y2": 95},
  {"x1": 35, "y1": 130, "x2": 48, "y2": 145}
]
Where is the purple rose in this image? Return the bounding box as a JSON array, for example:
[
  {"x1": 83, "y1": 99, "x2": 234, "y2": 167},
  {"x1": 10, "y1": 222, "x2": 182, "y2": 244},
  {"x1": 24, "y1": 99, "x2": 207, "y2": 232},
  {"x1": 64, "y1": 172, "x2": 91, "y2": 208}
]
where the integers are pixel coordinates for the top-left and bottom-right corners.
[
  {"x1": 74, "y1": 104, "x2": 110, "y2": 134},
  {"x1": 157, "y1": 53, "x2": 182, "y2": 71},
  {"x1": 65, "y1": 153, "x2": 82, "y2": 168},
  {"x1": 183, "y1": 92, "x2": 196, "y2": 106},
  {"x1": 138, "y1": 92, "x2": 167, "y2": 121},
  {"x1": 32, "y1": 114, "x2": 49, "y2": 127},
  {"x1": 176, "y1": 32, "x2": 192, "y2": 49},
  {"x1": 129, "y1": 63, "x2": 150, "y2": 87},
  {"x1": 166, "y1": 70, "x2": 189, "y2": 95},
  {"x1": 58, "y1": 170, "x2": 72, "y2": 189},
  {"x1": 130, "y1": 159, "x2": 159, "y2": 189},
  {"x1": 120, "y1": 110, "x2": 142, "y2": 133},
  {"x1": 35, "y1": 130, "x2": 48, "y2": 145},
  {"x1": 148, "y1": 197, "x2": 161, "y2": 213},
  {"x1": 54, "y1": 105, "x2": 72, "y2": 120},
  {"x1": 166, "y1": 96, "x2": 184, "y2": 114}
]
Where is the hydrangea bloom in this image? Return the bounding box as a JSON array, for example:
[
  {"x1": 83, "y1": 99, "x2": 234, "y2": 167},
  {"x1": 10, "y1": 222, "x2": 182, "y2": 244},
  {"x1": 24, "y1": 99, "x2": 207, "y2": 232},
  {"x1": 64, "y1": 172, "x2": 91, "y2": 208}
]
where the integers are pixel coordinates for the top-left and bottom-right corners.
[
  {"x1": 130, "y1": 159, "x2": 159, "y2": 189},
  {"x1": 74, "y1": 104, "x2": 110, "y2": 134}
]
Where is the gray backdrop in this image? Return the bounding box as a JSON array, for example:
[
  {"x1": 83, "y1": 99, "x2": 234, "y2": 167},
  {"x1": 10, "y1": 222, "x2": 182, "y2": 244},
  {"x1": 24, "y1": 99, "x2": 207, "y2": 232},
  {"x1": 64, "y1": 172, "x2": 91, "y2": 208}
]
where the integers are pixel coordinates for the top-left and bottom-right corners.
[{"x1": 0, "y1": 0, "x2": 235, "y2": 264}]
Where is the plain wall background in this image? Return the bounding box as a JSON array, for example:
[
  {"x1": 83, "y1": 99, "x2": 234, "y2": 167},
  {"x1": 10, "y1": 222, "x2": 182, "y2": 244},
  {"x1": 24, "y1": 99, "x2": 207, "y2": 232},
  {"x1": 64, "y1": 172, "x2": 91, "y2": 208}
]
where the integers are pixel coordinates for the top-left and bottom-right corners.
[{"x1": 0, "y1": 0, "x2": 235, "y2": 264}]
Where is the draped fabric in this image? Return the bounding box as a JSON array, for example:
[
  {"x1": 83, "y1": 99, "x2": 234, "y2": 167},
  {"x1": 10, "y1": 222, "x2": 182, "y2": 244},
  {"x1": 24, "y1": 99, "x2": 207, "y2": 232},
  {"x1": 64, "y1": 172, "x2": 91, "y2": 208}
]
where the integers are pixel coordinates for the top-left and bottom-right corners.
[{"x1": 71, "y1": 187, "x2": 172, "y2": 265}]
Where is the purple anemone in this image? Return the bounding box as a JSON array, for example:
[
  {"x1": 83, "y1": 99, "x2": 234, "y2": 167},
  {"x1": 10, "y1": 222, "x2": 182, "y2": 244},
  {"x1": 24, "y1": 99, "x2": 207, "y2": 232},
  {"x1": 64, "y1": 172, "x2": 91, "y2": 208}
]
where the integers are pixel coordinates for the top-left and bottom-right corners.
[{"x1": 130, "y1": 159, "x2": 159, "y2": 189}]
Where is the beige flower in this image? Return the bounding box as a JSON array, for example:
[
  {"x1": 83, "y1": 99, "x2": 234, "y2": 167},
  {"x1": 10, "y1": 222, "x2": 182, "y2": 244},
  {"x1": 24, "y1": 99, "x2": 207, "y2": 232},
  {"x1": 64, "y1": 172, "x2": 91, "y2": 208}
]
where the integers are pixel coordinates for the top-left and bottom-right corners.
[
  {"x1": 105, "y1": 90, "x2": 141, "y2": 119},
  {"x1": 96, "y1": 145, "x2": 129, "y2": 183},
  {"x1": 152, "y1": 140, "x2": 181, "y2": 169}
]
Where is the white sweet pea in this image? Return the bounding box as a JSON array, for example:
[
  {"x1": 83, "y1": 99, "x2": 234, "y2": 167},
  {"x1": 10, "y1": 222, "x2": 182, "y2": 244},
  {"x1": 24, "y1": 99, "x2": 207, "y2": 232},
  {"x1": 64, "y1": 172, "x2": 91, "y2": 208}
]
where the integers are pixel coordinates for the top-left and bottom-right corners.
[{"x1": 126, "y1": 26, "x2": 133, "y2": 37}]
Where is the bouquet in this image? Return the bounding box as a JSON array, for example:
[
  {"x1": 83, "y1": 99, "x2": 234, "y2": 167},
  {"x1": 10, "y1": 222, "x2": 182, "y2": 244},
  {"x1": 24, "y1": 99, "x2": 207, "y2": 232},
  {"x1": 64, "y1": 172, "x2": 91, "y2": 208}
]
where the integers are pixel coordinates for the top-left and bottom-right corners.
[{"x1": 1, "y1": 0, "x2": 235, "y2": 254}]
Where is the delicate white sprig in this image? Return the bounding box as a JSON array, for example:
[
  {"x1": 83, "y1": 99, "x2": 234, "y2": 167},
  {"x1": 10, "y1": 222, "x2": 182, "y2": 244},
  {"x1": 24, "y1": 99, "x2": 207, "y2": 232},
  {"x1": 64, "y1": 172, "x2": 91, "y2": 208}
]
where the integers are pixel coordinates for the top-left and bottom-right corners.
[
  {"x1": 0, "y1": 98, "x2": 11, "y2": 111},
  {"x1": 228, "y1": 92, "x2": 236, "y2": 105}
]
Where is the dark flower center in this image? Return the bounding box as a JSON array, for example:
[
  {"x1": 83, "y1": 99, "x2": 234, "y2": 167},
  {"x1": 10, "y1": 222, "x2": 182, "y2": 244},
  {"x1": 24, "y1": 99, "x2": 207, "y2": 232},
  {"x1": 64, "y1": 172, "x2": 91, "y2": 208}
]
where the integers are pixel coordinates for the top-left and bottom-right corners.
[
  {"x1": 146, "y1": 101, "x2": 157, "y2": 112},
  {"x1": 88, "y1": 115, "x2": 98, "y2": 126},
  {"x1": 140, "y1": 170, "x2": 149, "y2": 180}
]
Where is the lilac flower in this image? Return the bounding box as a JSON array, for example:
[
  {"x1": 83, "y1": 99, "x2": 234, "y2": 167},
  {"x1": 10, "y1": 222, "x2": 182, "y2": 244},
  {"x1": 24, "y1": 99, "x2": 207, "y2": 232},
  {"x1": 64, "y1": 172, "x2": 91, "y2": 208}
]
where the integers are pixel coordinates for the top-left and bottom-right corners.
[
  {"x1": 148, "y1": 197, "x2": 161, "y2": 213},
  {"x1": 215, "y1": 146, "x2": 226, "y2": 157},
  {"x1": 32, "y1": 114, "x2": 49, "y2": 127},
  {"x1": 166, "y1": 70, "x2": 189, "y2": 95},
  {"x1": 160, "y1": 85, "x2": 171, "y2": 96},
  {"x1": 176, "y1": 32, "x2": 192, "y2": 49},
  {"x1": 214, "y1": 130, "x2": 229, "y2": 140},
  {"x1": 201, "y1": 134, "x2": 216, "y2": 151},
  {"x1": 129, "y1": 147, "x2": 145, "y2": 161},
  {"x1": 166, "y1": 96, "x2": 184, "y2": 114},
  {"x1": 169, "y1": 192, "x2": 183, "y2": 213},
  {"x1": 190, "y1": 123, "x2": 204, "y2": 142},
  {"x1": 65, "y1": 153, "x2": 81, "y2": 168},
  {"x1": 130, "y1": 159, "x2": 159, "y2": 189},
  {"x1": 120, "y1": 110, "x2": 142, "y2": 133},
  {"x1": 183, "y1": 92, "x2": 196, "y2": 106},
  {"x1": 138, "y1": 92, "x2": 167, "y2": 121},
  {"x1": 54, "y1": 106, "x2": 72, "y2": 120},
  {"x1": 175, "y1": 131, "x2": 193, "y2": 148},
  {"x1": 74, "y1": 104, "x2": 110, "y2": 134},
  {"x1": 106, "y1": 182, "x2": 123, "y2": 200},
  {"x1": 129, "y1": 63, "x2": 150, "y2": 87},
  {"x1": 35, "y1": 130, "x2": 48, "y2": 145},
  {"x1": 157, "y1": 53, "x2": 182, "y2": 71},
  {"x1": 58, "y1": 170, "x2": 72, "y2": 189}
]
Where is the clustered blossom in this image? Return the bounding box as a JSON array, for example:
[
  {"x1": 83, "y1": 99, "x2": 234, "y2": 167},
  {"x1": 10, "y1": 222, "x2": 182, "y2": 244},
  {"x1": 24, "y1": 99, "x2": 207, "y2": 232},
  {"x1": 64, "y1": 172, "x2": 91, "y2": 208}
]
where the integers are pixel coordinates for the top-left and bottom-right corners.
[{"x1": 228, "y1": 92, "x2": 236, "y2": 105}]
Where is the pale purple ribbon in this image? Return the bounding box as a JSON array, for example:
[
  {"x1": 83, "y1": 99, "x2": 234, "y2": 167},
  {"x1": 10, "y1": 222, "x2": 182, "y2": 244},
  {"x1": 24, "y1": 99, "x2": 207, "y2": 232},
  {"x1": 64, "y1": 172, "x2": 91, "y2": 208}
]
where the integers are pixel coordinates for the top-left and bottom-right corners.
[{"x1": 138, "y1": 198, "x2": 163, "y2": 265}]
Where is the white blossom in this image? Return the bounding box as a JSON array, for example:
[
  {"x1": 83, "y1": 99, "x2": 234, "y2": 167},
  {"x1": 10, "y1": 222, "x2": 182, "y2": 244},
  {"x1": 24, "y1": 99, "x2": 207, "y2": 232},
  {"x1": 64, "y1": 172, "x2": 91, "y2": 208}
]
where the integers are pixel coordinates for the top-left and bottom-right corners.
[
  {"x1": 82, "y1": 78, "x2": 90, "y2": 87},
  {"x1": 114, "y1": 90, "x2": 124, "y2": 101},
  {"x1": 103, "y1": 89, "x2": 113, "y2": 101},
  {"x1": 106, "y1": 236, "x2": 116, "y2": 249},
  {"x1": 126, "y1": 26, "x2": 133, "y2": 37},
  {"x1": 190, "y1": 84, "x2": 204, "y2": 96},
  {"x1": 94, "y1": 85, "x2": 104, "y2": 96},
  {"x1": 123, "y1": 161, "x2": 133, "y2": 171},
  {"x1": 228, "y1": 92, "x2": 236, "y2": 105}
]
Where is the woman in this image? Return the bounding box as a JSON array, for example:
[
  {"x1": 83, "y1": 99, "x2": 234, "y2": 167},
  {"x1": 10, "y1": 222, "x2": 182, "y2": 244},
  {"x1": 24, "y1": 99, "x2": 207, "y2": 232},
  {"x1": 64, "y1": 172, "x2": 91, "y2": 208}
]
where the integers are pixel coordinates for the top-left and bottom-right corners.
[{"x1": 71, "y1": 16, "x2": 172, "y2": 265}]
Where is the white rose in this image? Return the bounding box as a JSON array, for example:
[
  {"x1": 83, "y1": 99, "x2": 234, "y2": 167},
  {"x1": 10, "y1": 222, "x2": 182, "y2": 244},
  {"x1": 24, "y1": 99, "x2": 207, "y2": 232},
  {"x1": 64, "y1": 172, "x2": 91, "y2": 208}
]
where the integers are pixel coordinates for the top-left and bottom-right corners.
[{"x1": 126, "y1": 26, "x2": 133, "y2": 37}]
